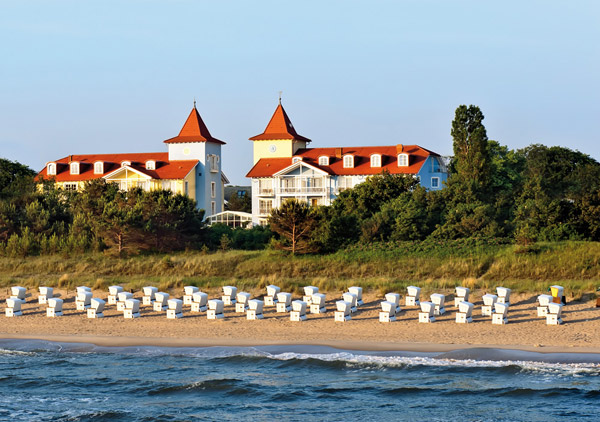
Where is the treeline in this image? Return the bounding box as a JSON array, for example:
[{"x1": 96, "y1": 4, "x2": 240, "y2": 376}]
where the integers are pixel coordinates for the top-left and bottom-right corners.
[
  {"x1": 270, "y1": 106, "x2": 600, "y2": 253},
  {"x1": 0, "y1": 166, "x2": 270, "y2": 256}
]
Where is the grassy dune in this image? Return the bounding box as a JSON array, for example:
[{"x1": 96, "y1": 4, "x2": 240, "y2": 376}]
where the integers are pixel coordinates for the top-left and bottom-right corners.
[{"x1": 0, "y1": 241, "x2": 598, "y2": 299}]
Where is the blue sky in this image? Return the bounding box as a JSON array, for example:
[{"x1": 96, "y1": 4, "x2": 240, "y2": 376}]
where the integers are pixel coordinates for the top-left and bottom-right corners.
[{"x1": 1, "y1": 0, "x2": 598, "y2": 185}]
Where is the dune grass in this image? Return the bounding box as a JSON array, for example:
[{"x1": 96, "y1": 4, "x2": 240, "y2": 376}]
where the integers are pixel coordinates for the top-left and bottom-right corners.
[{"x1": 0, "y1": 241, "x2": 598, "y2": 299}]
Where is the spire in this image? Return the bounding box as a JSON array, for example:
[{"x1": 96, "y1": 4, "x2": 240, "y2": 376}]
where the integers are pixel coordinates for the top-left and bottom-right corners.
[
  {"x1": 249, "y1": 102, "x2": 311, "y2": 142},
  {"x1": 164, "y1": 106, "x2": 225, "y2": 145}
]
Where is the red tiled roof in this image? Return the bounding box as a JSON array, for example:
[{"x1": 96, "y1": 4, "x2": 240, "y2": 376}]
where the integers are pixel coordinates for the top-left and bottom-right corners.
[
  {"x1": 164, "y1": 107, "x2": 226, "y2": 145},
  {"x1": 249, "y1": 103, "x2": 311, "y2": 142},
  {"x1": 246, "y1": 145, "x2": 436, "y2": 178},
  {"x1": 36, "y1": 152, "x2": 198, "y2": 182}
]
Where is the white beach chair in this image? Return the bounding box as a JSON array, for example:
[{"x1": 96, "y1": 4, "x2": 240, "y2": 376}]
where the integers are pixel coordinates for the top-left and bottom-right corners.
[
  {"x1": 379, "y1": 300, "x2": 396, "y2": 322},
  {"x1": 191, "y1": 291, "x2": 209, "y2": 312},
  {"x1": 11, "y1": 286, "x2": 27, "y2": 303},
  {"x1": 142, "y1": 286, "x2": 158, "y2": 305},
  {"x1": 385, "y1": 293, "x2": 401, "y2": 314},
  {"x1": 166, "y1": 299, "x2": 183, "y2": 319},
  {"x1": 492, "y1": 302, "x2": 509, "y2": 325},
  {"x1": 5, "y1": 297, "x2": 23, "y2": 317},
  {"x1": 418, "y1": 301, "x2": 435, "y2": 323},
  {"x1": 454, "y1": 287, "x2": 470, "y2": 307},
  {"x1": 310, "y1": 293, "x2": 326, "y2": 314},
  {"x1": 456, "y1": 301, "x2": 474, "y2": 323},
  {"x1": 546, "y1": 302, "x2": 564, "y2": 325},
  {"x1": 342, "y1": 292, "x2": 358, "y2": 313},
  {"x1": 76, "y1": 291, "x2": 93, "y2": 311},
  {"x1": 406, "y1": 286, "x2": 421, "y2": 306},
  {"x1": 302, "y1": 286, "x2": 319, "y2": 306},
  {"x1": 76, "y1": 286, "x2": 92, "y2": 294},
  {"x1": 348, "y1": 286, "x2": 364, "y2": 306},
  {"x1": 153, "y1": 292, "x2": 169, "y2": 312},
  {"x1": 222, "y1": 286, "x2": 237, "y2": 305},
  {"x1": 183, "y1": 286, "x2": 199, "y2": 305},
  {"x1": 87, "y1": 298, "x2": 105, "y2": 318},
  {"x1": 264, "y1": 285, "x2": 280, "y2": 306},
  {"x1": 247, "y1": 299, "x2": 264, "y2": 320},
  {"x1": 290, "y1": 300, "x2": 307, "y2": 322},
  {"x1": 117, "y1": 292, "x2": 133, "y2": 311},
  {"x1": 38, "y1": 287, "x2": 53, "y2": 304},
  {"x1": 108, "y1": 285, "x2": 123, "y2": 305},
  {"x1": 124, "y1": 298, "x2": 141, "y2": 319},
  {"x1": 550, "y1": 285, "x2": 564, "y2": 303},
  {"x1": 334, "y1": 300, "x2": 352, "y2": 322},
  {"x1": 430, "y1": 293, "x2": 446, "y2": 316},
  {"x1": 47, "y1": 298, "x2": 63, "y2": 317},
  {"x1": 207, "y1": 299, "x2": 225, "y2": 320},
  {"x1": 482, "y1": 294, "x2": 498, "y2": 316},
  {"x1": 235, "y1": 292, "x2": 251, "y2": 313},
  {"x1": 276, "y1": 292, "x2": 292, "y2": 313},
  {"x1": 496, "y1": 287, "x2": 511, "y2": 305},
  {"x1": 537, "y1": 294, "x2": 553, "y2": 317}
]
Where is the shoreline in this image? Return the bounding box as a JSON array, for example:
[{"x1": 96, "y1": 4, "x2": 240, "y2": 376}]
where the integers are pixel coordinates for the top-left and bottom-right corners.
[{"x1": 2, "y1": 333, "x2": 600, "y2": 355}]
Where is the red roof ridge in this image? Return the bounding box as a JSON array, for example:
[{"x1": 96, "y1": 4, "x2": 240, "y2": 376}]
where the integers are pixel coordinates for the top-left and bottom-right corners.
[
  {"x1": 249, "y1": 103, "x2": 311, "y2": 142},
  {"x1": 164, "y1": 106, "x2": 226, "y2": 145}
]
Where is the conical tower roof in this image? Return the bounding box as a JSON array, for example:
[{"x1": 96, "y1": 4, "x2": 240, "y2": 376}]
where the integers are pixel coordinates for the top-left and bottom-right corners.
[
  {"x1": 164, "y1": 106, "x2": 225, "y2": 145},
  {"x1": 249, "y1": 102, "x2": 311, "y2": 142}
]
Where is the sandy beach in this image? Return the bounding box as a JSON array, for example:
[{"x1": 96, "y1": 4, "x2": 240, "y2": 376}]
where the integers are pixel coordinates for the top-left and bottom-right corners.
[{"x1": 1, "y1": 288, "x2": 599, "y2": 354}]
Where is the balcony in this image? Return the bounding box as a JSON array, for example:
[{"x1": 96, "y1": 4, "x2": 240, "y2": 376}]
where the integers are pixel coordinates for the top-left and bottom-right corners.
[
  {"x1": 258, "y1": 188, "x2": 274, "y2": 196},
  {"x1": 278, "y1": 186, "x2": 328, "y2": 195}
]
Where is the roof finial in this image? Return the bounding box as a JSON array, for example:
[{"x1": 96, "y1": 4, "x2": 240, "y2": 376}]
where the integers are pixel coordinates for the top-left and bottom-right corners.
[
  {"x1": 193, "y1": 97, "x2": 196, "y2": 108},
  {"x1": 278, "y1": 91, "x2": 282, "y2": 105}
]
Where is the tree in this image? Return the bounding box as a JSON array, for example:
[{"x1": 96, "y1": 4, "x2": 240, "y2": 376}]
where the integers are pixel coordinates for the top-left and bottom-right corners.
[
  {"x1": 0, "y1": 158, "x2": 36, "y2": 200},
  {"x1": 268, "y1": 199, "x2": 318, "y2": 254}
]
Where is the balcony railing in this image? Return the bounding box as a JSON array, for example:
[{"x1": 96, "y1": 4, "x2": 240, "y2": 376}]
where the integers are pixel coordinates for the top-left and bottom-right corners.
[
  {"x1": 258, "y1": 188, "x2": 274, "y2": 196},
  {"x1": 278, "y1": 186, "x2": 328, "y2": 194}
]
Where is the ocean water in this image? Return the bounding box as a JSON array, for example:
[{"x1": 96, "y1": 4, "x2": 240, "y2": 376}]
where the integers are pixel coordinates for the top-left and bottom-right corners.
[{"x1": 0, "y1": 341, "x2": 599, "y2": 421}]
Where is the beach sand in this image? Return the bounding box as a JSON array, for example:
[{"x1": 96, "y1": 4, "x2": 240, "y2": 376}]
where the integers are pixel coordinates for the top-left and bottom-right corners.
[{"x1": 1, "y1": 288, "x2": 599, "y2": 353}]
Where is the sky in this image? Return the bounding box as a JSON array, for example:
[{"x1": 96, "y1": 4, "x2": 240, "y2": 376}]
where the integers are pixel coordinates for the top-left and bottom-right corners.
[{"x1": 1, "y1": 0, "x2": 598, "y2": 185}]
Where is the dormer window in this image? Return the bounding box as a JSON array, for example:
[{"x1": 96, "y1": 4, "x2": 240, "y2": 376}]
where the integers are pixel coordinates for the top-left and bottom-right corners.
[
  {"x1": 121, "y1": 161, "x2": 131, "y2": 167},
  {"x1": 146, "y1": 160, "x2": 156, "y2": 170},
  {"x1": 318, "y1": 156, "x2": 329, "y2": 166},
  {"x1": 343, "y1": 155, "x2": 354, "y2": 168},
  {"x1": 292, "y1": 157, "x2": 303, "y2": 164},
  {"x1": 70, "y1": 162, "x2": 80, "y2": 175},
  {"x1": 370, "y1": 154, "x2": 382, "y2": 168},
  {"x1": 94, "y1": 161, "x2": 104, "y2": 174},
  {"x1": 398, "y1": 153, "x2": 409, "y2": 167},
  {"x1": 47, "y1": 163, "x2": 56, "y2": 176}
]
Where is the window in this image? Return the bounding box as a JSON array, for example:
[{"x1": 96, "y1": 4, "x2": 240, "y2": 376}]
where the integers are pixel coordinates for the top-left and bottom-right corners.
[
  {"x1": 310, "y1": 198, "x2": 319, "y2": 207},
  {"x1": 162, "y1": 180, "x2": 172, "y2": 191},
  {"x1": 121, "y1": 161, "x2": 131, "y2": 167},
  {"x1": 94, "y1": 162, "x2": 104, "y2": 174},
  {"x1": 431, "y1": 177, "x2": 440, "y2": 188},
  {"x1": 318, "y1": 156, "x2": 329, "y2": 166},
  {"x1": 208, "y1": 155, "x2": 219, "y2": 172},
  {"x1": 146, "y1": 160, "x2": 155, "y2": 170},
  {"x1": 292, "y1": 157, "x2": 302, "y2": 164},
  {"x1": 64, "y1": 183, "x2": 77, "y2": 191},
  {"x1": 343, "y1": 155, "x2": 354, "y2": 168},
  {"x1": 337, "y1": 176, "x2": 352, "y2": 192},
  {"x1": 397, "y1": 154, "x2": 409, "y2": 167},
  {"x1": 258, "y1": 179, "x2": 273, "y2": 195},
  {"x1": 70, "y1": 162, "x2": 80, "y2": 175},
  {"x1": 259, "y1": 199, "x2": 273, "y2": 215},
  {"x1": 211, "y1": 182, "x2": 216, "y2": 198},
  {"x1": 211, "y1": 201, "x2": 216, "y2": 215},
  {"x1": 370, "y1": 154, "x2": 381, "y2": 168},
  {"x1": 184, "y1": 181, "x2": 189, "y2": 196},
  {"x1": 47, "y1": 163, "x2": 56, "y2": 176}
]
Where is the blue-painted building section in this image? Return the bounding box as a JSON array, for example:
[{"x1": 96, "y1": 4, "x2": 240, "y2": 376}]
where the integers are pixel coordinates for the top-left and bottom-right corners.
[{"x1": 417, "y1": 156, "x2": 448, "y2": 190}]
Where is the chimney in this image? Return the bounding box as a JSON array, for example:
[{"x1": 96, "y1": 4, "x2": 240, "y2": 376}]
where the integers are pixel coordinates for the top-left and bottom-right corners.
[
  {"x1": 335, "y1": 147, "x2": 342, "y2": 159},
  {"x1": 69, "y1": 155, "x2": 73, "y2": 163},
  {"x1": 396, "y1": 144, "x2": 404, "y2": 154}
]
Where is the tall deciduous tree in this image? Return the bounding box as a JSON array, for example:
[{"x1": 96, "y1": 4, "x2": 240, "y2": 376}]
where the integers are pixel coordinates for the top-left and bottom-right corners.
[{"x1": 268, "y1": 199, "x2": 318, "y2": 255}]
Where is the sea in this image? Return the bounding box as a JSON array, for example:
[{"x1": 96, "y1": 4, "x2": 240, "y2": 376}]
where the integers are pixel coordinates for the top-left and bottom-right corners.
[{"x1": 0, "y1": 340, "x2": 598, "y2": 421}]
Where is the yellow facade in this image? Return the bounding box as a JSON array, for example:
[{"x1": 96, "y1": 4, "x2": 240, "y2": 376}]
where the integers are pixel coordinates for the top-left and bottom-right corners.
[{"x1": 253, "y1": 139, "x2": 307, "y2": 164}]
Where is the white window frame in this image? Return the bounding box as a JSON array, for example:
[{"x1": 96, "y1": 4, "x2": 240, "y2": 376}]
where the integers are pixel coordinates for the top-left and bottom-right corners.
[
  {"x1": 318, "y1": 156, "x2": 329, "y2": 166},
  {"x1": 162, "y1": 180, "x2": 172, "y2": 191},
  {"x1": 208, "y1": 155, "x2": 219, "y2": 173},
  {"x1": 94, "y1": 161, "x2": 104, "y2": 174},
  {"x1": 145, "y1": 160, "x2": 156, "y2": 170},
  {"x1": 337, "y1": 175, "x2": 353, "y2": 191},
  {"x1": 70, "y1": 162, "x2": 80, "y2": 175},
  {"x1": 211, "y1": 181, "x2": 216, "y2": 198},
  {"x1": 343, "y1": 155, "x2": 354, "y2": 168},
  {"x1": 211, "y1": 201, "x2": 216, "y2": 215},
  {"x1": 398, "y1": 153, "x2": 409, "y2": 167},
  {"x1": 64, "y1": 182, "x2": 77, "y2": 191},
  {"x1": 47, "y1": 163, "x2": 56, "y2": 176},
  {"x1": 259, "y1": 199, "x2": 273, "y2": 215},
  {"x1": 370, "y1": 154, "x2": 381, "y2": 168},
  {"x1": 431, "y1": 177, "x2": 440, "y2": 188}
]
